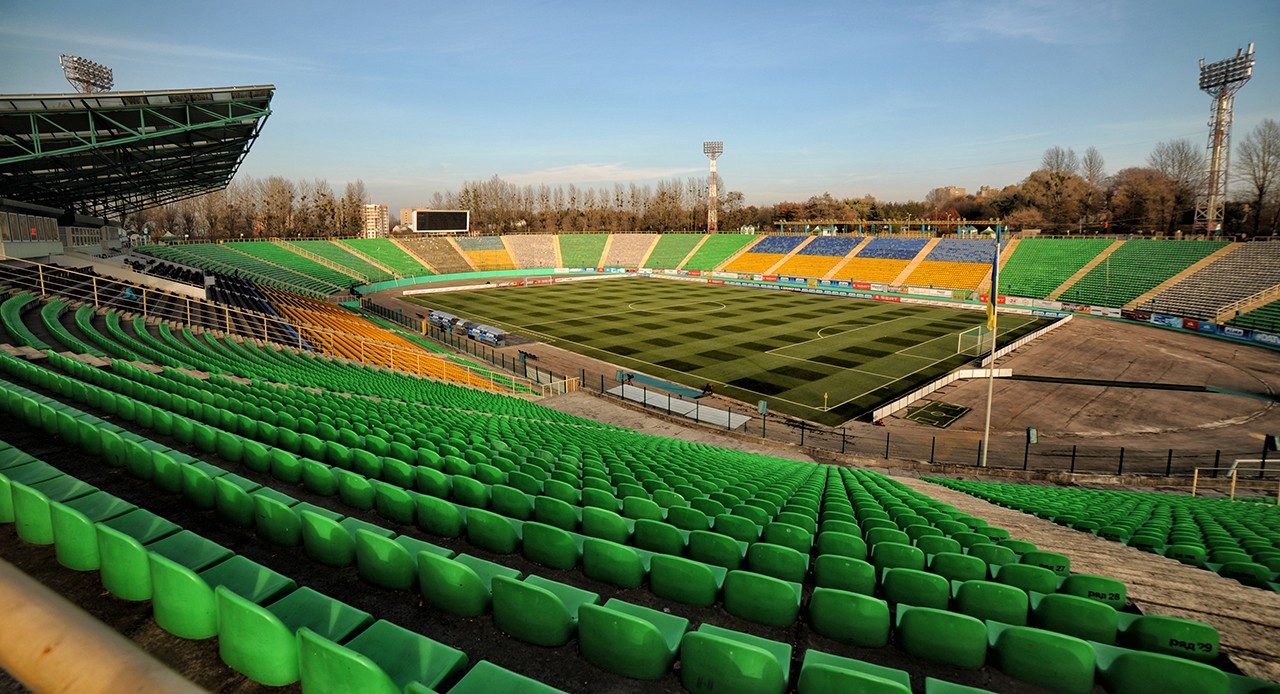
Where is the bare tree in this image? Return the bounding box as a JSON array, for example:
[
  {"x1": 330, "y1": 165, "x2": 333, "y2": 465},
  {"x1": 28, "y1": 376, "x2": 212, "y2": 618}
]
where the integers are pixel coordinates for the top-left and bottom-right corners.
[
  {"x1": 1147, "y1": 139, "x2": 1204, "y2": 232},
  {"x1": 1041, "y1": 147, "x2": 1079, "y2": 176},
  {"x1": 1234, "y1": 118, "x2": 1280, "y2": 235},
  {"x1": 1082, "y1": 147, "x2": 1107, "y2": 188}
]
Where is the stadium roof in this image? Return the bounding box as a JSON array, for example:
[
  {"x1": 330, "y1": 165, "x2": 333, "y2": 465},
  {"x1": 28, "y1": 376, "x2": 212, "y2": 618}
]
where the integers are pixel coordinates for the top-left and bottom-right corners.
[{"x1": 0, "y1": 85, "x2": 274, "y2": 221}]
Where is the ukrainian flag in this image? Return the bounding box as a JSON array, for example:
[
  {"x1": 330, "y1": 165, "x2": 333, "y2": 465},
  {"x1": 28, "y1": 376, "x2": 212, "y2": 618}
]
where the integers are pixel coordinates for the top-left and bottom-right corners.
[{"x1": 987, "y1": 226, "x2": 1001, "y2": 330}]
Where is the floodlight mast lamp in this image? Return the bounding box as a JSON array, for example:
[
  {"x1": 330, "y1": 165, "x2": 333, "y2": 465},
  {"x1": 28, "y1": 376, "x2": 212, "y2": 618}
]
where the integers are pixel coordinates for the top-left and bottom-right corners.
[
  {"x1": 704, "y1": 141, "x2": 723, "y2": 232},
  {"x1": 1194, "y1": 43, "x2": 1254, "y2": 234},
  {"x1": 59, "y1": 54, "x2": 114, "y2": 94}
]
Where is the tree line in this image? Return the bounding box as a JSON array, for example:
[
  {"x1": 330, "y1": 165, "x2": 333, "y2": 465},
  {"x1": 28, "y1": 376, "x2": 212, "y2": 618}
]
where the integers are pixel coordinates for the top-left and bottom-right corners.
[{"x1": 131, "y1": 119, "x2": 1279, "y2": 238}]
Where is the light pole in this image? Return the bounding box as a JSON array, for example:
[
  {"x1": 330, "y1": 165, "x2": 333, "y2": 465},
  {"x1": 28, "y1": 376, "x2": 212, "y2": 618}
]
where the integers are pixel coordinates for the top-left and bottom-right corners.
[{"x1": 703, "y1": 141, "x2": 723, "y2": 232}]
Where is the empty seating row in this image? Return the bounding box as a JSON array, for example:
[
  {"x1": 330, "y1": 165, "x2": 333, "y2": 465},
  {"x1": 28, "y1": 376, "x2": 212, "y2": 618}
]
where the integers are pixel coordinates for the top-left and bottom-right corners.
[
  {"x1": 556, "y1": 234, "x2": 609, "y2": 268},
  {"x1": 338, "y1": 238, "x2": 436, "y2": 278}
]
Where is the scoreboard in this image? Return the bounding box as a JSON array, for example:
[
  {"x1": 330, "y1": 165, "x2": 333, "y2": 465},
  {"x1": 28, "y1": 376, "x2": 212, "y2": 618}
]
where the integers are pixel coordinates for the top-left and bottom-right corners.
[{"x1": 411, "y1": 209, "x2": 469, "y2": 233}]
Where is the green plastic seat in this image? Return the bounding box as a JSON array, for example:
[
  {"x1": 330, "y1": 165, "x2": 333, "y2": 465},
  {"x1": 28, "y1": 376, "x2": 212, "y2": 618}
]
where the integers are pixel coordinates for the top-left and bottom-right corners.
[
  {"x1": 668, "y1": 505, "x2": 711, "y2": 531},
  {"x1": 373, "y1": 483, "x2": 416, "y2": 526},
  {"x1": 762, "y1": 522, "x2": 813, "y2": 553},
  {"x1": 492, "y1": 574, "x2": 599, "y2": 647},
  {"x1": 11, "y1": 482, "x2": 58, "y2": 545},
  {"x1": 214, "y1": 475, "x2": 260, "y2": 528},
  {"x1": 417, "y1": 552, "x2": 520, "y2": 617},
  {"x1": 883, "y1": 567, "x2": 951, "y2": 609},
  {"x1": 148, "y1": 529, "x2": 234, "y2": 572},
  {"x1": 998, "y1": 539, "x2": 1037, "y2": 557},
  {"x1": 302, "y1": 459, "x2": 338, "y2": 496},
  {"x1": 216, "y1": 586, "x2": 373, "y2": 686},
  {"x1": 633, "y1": 518, "x2": 688, "y2": 555},
  {"x1": 253, "y1": 494, "x2": 302, "y2": 547},
  {"x1": 416, "y1": 495, "x2": 466, "y2": 538},
  {"x1": 723, "y1": 570, "x2": 801, "y2": 627},
  {"x1": 577, "y1": 598, "x2": 688, "y2": 679},
  {"x1": 814, "y1": 554, "x2": 876, "y2": 595},
  {"x1": 680, "y1": 623, "x2": 791, "y2": 694},
  {"x1": 336, "y1": 470, "x2": 376, "y2": 511},
  {"x1": 1093, "y1": 642, "x2": 1228, "y2": 694},
  {"x1": 649, "y1": 554, "x2": 726, "y2": 607},
  {"x1": 987, "y1": 622, "x2": 1095, "y2": 694},
  {"x1": 466, "y1": 507, "x2": 523, "y2": 554},
  {"x1": 808, "y1": 587, "x2": 890, "y2": 647},
  {"x1": 930, "y1": 551, "x2": 987, "y2": 583},
  {"x1": 150, "y1": 554, "x2": 295, "y2": 640},
  {"x1": 450, "y1": 475, "x2": 490, "y2": 509},
  {"x1": 798, "y1": 649, "x2": 910, "y2": 694},
  {"x1": 1032, "y1": 592, "x2": 1119, "y2": 644},
  {"x1": 491, "y1": 485, "x2": 534, "y2": 521},
  {"x1": 354, "y1": 529, "x2": 419, "y2": 590},
  {"x1": 870, "y1": 541, "x2": 925, "y2": 572},
  {"x1": 713, "y1": 513, "x2": 761, "y2": 542},
  {"x1": 1117, "y1": 614, "x2": 1219, "y2": 663},
  {"x1": 533, "y1": 495, "x2": 580, "y2": 531},
  {"x1": 581, "y1": 506, "x2": 633, "y2": 544},
  {"x1": 520, "y1": 521, "x2": 583, "y2": 570},
  {"x1": 747, "y1": 541, "x2": 809, "y2": 583},
  {"x1": 814, "y1": 530, "x2": 867, "y2": 560},
  {"x1": 1020, "y1": 550, "x2": 1071, "y2": 576},
  {"x1": 447, "y1": 660, "x2": 568, "y2": 694},
  {"x1": 1059, "y1": 573, "x2": 1127, "y2": 610},
  {"x1": 994, "y1": 563, "x2": 1061, "y2": 595},
  {"x1": 966, "y1": 543, "x2": 1017, "y2": 568},
  {"x1": 582, "y1": 537, "x2": 650, "y2": 589},
  {"x1": 688, "y1": 530, "x2": 747, "y2": 570},
  {"x1": 953, "y1": 580, "x2": 1028, "y2": 626},
  {"x1": 896, "y1": 605, "x2": 987, "y2": 670},
  {"x1": 300, "y1": 510, "x2": 356, "y2": 567},
  {"x1": 297, "y1": 620, "x2": 467, "y2": 694},
  {"x1": 916, "y1": 534, "x2": 963, "y2": 557},
  {"x1": 1164, "y1": 544, "x2": 1208, "y2": 566}
]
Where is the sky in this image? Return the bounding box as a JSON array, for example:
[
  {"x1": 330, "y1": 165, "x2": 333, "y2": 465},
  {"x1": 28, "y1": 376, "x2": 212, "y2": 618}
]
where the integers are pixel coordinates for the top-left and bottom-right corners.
[{"x1": 3, "y1": 0, "x2": 1278, "y2": 213}]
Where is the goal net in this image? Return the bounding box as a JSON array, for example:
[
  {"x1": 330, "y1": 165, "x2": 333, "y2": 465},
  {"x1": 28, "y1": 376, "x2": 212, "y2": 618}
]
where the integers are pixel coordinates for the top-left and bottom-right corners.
[{"x1": 957, "y1": 325, "x2": 993, "y2": 357}]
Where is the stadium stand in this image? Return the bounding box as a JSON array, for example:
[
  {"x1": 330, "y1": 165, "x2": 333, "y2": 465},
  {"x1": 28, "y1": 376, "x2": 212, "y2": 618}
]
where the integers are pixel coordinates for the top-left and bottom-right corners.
[
  {"x1": 286, "y1": 240, "x2": 395, "y2": 283},
  {"x1": 337, "y1": 238, "x2": 434, "y2": 278},
  {"x1": 901, "y1": 239, "x2": 1001, "y2": 290},
  {"x1": 136, "y1": 243, "x2": 336, "y2": 298},
  {"x1": 1138, "y1": 242, "x2": 1280, "y2": 320},
  {"x1": 682, "y1": 234, "x2": 759, "y2": 271},
  {"x1": 643, "y1": 234, "x2": 704, "y2": 269},
  {"x1": 773, "y1": 236, "x2": 861, "y2": 278},
  {"x1": 997, "y1": 238, "x2": 1114, "y2": 299},
  {"x1": 557, "y1": 234, "x2": 609, "y2": 268},
  {"x1": 396, "y1": 236, "x2": 473, "y2": 275},
  {"x1": 224, "y1": 242, "x2": 360, "y2": 290},
  {"x1": 602, "y1": 233, "x2": 656, "y2": 268},
  {"x1": 722, "y1": 235, "x2": 809, "y2": 274},
  {"x1": 1056, "y1": 239, "x2": 1228, "y2": 308},
  {"x1": 503, "y1": 235, "x2": 558, "y2": 269},
  {"x1": 1228, "y1": 297, "x2": 1280, "y2": 333},
  {"x1": 828, "y1": 237, "x2": 930, "y2": 284},
  {"x1": 455, "y1": 236, "x2": 516, "y2": 271}
]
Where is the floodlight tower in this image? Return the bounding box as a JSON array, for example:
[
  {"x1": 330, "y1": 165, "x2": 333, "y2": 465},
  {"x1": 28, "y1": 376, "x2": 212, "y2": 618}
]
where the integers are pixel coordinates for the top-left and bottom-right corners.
[
  {"x1": 1193, "y1": 43, "x2": 1254, "y2": 234},
  {"x1": 703, "y1": 141, "x2": 723, "y2": 232},
  {"x1": 59, "y1": 54, "x2": 114, "y2": 93}
]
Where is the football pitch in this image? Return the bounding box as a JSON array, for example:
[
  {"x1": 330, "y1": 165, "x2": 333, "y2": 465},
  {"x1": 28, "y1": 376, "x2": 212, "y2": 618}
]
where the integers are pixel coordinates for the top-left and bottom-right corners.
[{"x1": 409, "y1": 278, "x2": 1048, "y2": 425}]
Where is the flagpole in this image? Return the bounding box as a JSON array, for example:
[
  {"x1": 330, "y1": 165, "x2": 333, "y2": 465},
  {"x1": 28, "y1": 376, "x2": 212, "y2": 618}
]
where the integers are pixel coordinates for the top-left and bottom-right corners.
[{"x1": 980, "y1": 225, "x2": 1002, "y2": 467}]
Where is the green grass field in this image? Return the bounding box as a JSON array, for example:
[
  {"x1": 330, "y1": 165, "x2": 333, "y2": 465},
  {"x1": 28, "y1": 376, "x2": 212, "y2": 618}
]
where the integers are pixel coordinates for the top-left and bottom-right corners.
[{"x1": 408, "y1": 278, "x2": 1048, "y2": 425}]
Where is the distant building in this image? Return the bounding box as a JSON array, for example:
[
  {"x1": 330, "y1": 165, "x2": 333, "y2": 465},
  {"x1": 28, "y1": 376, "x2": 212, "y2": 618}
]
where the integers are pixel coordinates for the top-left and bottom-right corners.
[
  {"x1": 929, "y1": 186, "x2": 966, "y2": 202},
  {"x1": 362, "y1": 204, "x2": 388, "y2": 238},
  {"x1": 976, "y1": 186, "x2": 1001, "y2": 199}
]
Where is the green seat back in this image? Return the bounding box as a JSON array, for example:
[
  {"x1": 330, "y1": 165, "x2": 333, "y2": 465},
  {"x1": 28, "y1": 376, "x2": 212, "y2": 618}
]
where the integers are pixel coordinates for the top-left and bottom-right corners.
[
  {"x1": 649, "y1": 554, "x2": 726, "y2": 607},
  {"x1": 813, "y1": 554, "x2": 876, "y2": 595},
  {"x1": 578, "y1": 598, "x2": 688, "y2": 680},
  {"x1": 491, "y1": 575, "x2": 598, "y2": 647},
  {"x1": 680, "y1": 623, "x2": 791, "y2": 694},
  {"x1": 883, "y1": 567, "x2": 951, "y2": 610},
  {"x1": 723, "y1": 570, "x2": 801, "y2": 627},
  {"x1": 987, "y1": 622, "x2": 1095, "y2": 694},
  {"x1": 808, "y1": 587, "x2": 890, "y2": 648},
  {"x1": 895, "y1": 605, "x2": 987, "y2": 670},
  {"x1": 521, "y1": 521, "x2": 583, "y2": 570},
  {"x1": 954, "y1": 580, "x2": 1028, "y2": 626}
]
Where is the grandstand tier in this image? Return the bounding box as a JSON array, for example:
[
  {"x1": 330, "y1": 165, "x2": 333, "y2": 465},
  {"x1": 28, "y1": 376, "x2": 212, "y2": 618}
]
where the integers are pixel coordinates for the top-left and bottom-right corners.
[
  {"x1": 337, "y1": 238, "x2": 434, "y2": 278},
  {"x1": 1057, "y1": 240, "x2": 1228, "y2": 309},
  {"x1": 997, "y1": 238, "x2": 1114, "y2": 299},
  {"x1": 1139, "y1": 242, "x2": 1280, "y2": 320},
  {"x1": 557, "y1": 234, "x2": 609, "y2": 268},
  {"x1": 397, "y1": 236, "x2": 473, "y2": 275},
  {"x1": 682, "y1": 234, "x2": 758, "y2": 271}
]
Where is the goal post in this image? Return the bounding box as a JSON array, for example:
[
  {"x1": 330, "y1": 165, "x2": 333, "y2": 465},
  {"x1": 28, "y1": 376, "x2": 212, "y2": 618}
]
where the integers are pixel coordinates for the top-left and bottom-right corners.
[{"x1": 958, "y1": 325, "x2": 992, "y2": 357}]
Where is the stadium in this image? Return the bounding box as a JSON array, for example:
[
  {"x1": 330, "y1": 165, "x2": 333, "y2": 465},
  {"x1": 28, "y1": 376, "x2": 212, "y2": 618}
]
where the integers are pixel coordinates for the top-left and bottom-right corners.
[{"x1": 1, "y1": 67, "x2": 1280, "y2": 694}]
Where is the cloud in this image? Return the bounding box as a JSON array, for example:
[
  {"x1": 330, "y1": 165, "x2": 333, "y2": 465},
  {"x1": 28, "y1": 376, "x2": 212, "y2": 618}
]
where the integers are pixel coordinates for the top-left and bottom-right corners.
[
  {"x1": 0, "y1": 24, "x2": 321, "y2": 72},
  {"x1": 502, "y1": 163, "x2": 702, "y2": 186},
  {"x1": 921, "y1": 0, "x2": 1120, "y2": 45}
]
